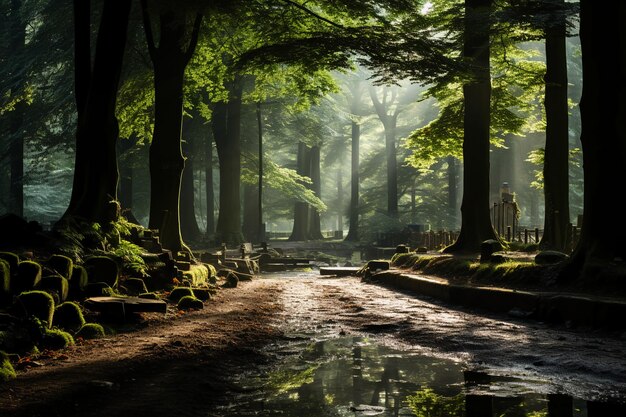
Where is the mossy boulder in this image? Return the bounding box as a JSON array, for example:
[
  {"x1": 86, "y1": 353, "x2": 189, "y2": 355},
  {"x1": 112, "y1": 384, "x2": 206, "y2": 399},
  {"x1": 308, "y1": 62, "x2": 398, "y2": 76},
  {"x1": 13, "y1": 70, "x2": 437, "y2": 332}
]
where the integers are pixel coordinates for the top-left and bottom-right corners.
[
  {"x1": 535, "y1": 250, "x2": 569, "y2": 265},
  {"x1": 192, "y1": 288, "x2": 212, "y2": 301},
  {"x1": 40, "y1": 328, "x2": 74, "y2": 350},
  {"x1": 39, "y1": 275, "x2": 69, "y2": 303},
  {"x1": 168, "y1": 287, "x2": 194, "y2": 302},
  {"x1": 181, "y1": 264, "x2": 209, "y2": 287},
  {"x1": 84, "y1": 256, "x2": 119, "y2": 287},
  {"x1": 222, "y1": 272, "x2": 238, "y2": 288},
  {"x1": 0, "y1": 350, "x2": 16, "y2": 382},
  {"x1": 69, "y1": 265, "x2": 88, "y2": 299},
  {"x1": 138, "y1": 292, "x2": 159, "y2": 300},
  {"x1": 177, "y1": 296, "x2": 203, "y2": 311},
  {"x1": 76, "y1": 323, "x2": 105, "y2": 340},
  {"x1": 122, "y1": 278, "x2": 148, "y2": 296},
  {"x1": 0, "y1": 252, "x2": 19, "y2": 274},
  {"x1": 13, "y1": 261, "x2": 42, "y2": 294},
  {"x1": 480, "y1": 240, "x2": 503, "y2": 263},
  {"x1": 1, "y1": 259, "x2": 9, "y2": 296},
  {"x1": 53, "y1": 302, "x2": 85, "y2": 332},
  {"x1": 46, "y1": 254, "x2": 73, "y2": 280},
  {"x1": 17, "y1": 291, "x2": 55, "y2": 328},
  {"x1": 83, "y1": 282, "x2": 113, "y2": 298}
]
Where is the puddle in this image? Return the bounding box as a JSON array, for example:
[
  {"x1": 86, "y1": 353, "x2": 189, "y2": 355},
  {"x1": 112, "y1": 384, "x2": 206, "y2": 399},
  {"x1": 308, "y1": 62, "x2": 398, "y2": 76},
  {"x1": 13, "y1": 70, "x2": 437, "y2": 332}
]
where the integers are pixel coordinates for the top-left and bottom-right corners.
[{"x1": 214, "y1": 336, "x2": 625, "y2": 417}]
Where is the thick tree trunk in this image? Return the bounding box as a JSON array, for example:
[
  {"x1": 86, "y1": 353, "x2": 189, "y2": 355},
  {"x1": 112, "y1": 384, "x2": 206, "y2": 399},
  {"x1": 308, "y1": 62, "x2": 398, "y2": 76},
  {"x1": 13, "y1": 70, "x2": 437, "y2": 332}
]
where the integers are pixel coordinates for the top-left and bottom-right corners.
[
  {"x1": 336, "y1": 163, "x2": 343, "y2": 235},
  {"x1": 214, "y1": 79, "x2": 244, "y2": 245},
  {"x1": 308, "y1": 145, "x2": 324, "y2": 240},
  {"x1": 64, "y1": 0, "x2": 131, "y2": 224},
  {"x1": 242, "y1": 105, "x2": 260, "y2": 242},
  {"x1": 444, "y1": 0, "x2": 497, "y2": 253},
  {"x1": 180, "y1": 129, "x2": 201, "y2": 242},
  {"x1": 344, "y1": 121, "x2": 360, "y2": 241},
  {"x1": 385, "y1": 125, "x2": 398, "y2": 218},
  {"x1": 560, "y1": 1, "x2": 626, "y2": 281},
  {"x1": 447, "y1": 156, "x2": 458, "y2": 229},
  {"x1": 144, "y1": 6, "x2": 202, "y2": 252},
  {"x1": 117, "y1": 136, "x2": 139, "y2": 223},
  {"x1": 540, "y1": 0, "x2": 570, "y2": 251},
  {"x1": 289, "y1": 142, "x2": 311, "y2": 241}
]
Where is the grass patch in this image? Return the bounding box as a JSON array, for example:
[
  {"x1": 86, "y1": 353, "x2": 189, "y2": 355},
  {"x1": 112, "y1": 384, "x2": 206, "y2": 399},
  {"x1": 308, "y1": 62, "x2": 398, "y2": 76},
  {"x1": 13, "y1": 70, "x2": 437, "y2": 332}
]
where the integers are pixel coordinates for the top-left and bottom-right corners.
[{"x1": 0, "y1": 350, "x2": 16, "y2": 382}]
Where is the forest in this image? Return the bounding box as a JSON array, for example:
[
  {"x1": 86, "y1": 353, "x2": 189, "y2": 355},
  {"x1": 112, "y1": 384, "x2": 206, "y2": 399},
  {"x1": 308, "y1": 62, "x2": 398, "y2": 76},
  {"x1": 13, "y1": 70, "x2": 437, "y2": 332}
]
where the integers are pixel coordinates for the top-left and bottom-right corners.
[{"x1": 1, "y1": 0, "x2": 626, "y2": 416}]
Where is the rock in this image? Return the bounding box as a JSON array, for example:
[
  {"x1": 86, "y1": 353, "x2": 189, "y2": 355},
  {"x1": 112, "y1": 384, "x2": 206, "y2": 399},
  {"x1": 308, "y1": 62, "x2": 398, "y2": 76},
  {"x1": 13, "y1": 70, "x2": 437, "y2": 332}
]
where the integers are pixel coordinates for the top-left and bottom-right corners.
[
  {"x1": 177, "y1": 296, "x2": 203, "y2": 311},
  {"x1": 221, "y1": 272, "x2": 238, "y2": 288},
  {"x1": 40, "y1": 328, "x2": 74, "y2": 350},
  {"x1": 84, "y1": 256, "x2": 119, "y2": 287},
  {"x1": 168, "y1": 287, "x2": 194, "y2": 302},
  {"x1": 53, "y1": 302, "x2": 85, "y2": 332},
  {"x1": 366, "y1": 260, "x2": 390, "y2": 272},
  {"x1": 14, "y1": 261, "x2": 42, "y2": 294},
  {"x1": 46, "y1": 254, "x2": 73, "y2": 280},
  {"x1": 0, "y1": 260, "x2": 9, "y2": 298},
  {"x1": 76, "y1": 323, "x2": 105, "y2": 340},
  {"x1": 480, "y1": 240, "x2": 503, "y2": 263},
  {"x1": 123, "y1": 278, "x2": 148, "y2": 296},
  {"x1": 39, "y1": 275, "x2": 69, "y2": 303},
  {"x1": 488, "y1": 254, "x2": 507, "y2": 264},
  {"x1": 535, "y1": 250, "x2": 569, "y2": 265},
  {"x1": 69, "y1": 265, "x2": 88, "y2": 300},
  {"x1": 0, "y1": 252, "x2": 19, "y2": 274},
  {"x1": 17, "y1": 290, "x2": 55, "y2": 328},
  {"x1": 415, "y1": 247, "x2": 428, "y2": 253},
  {"x1": 191, "y1": 288, "x2": 212, "y2": 301},
  {"x1": 83, "y1": 282, "x2": 113, "y2": 298},
  {"x1": 395, "y1": 244, "x2": 409, "y2": 254}
]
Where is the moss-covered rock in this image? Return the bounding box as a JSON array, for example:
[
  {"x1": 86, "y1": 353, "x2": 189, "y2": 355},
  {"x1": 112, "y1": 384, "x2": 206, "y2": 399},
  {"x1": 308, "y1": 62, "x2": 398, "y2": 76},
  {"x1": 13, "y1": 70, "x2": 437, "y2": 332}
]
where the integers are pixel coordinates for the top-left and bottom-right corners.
[
  {"x1": 177, "y1": 296, "x2": 203, "y2": 311},
  {"x1": 192, "y1": 288, "x2": 212, "y2": 301},
  {"x1": 53, "y1": 302, "x2": 85, "y2": 332},
  {"x1": 40, "y1": 328, "x2": 74, "y2": 350},
  {"x1": 76, "y1": 323, "x2": 105, "y2": 340},
  {"x1": 138, "y1": 292, "x2": 159, "y2": 300},
  {"x1": 181, "y1": 264, "x2": 209, "y2": 287},
  {"x1": 221, "y1": 272, "x2": 238, "y2": 288},
  {"x1": 122, "y1": 277, "x2": 148, "y2": 296},
  {"x1": 168, "y1": 287, "x2": 194, "y2": 302},
  {"x1": 13, "y1": 261, "x2": 42, "y2": 294},
  {"x1": 84, "y1": 256, "x2": 119, "y2": 287},
  {"x1": 46, "y1": 254, "x2": 74, "y2": 280},
  {"x1": 83, "y1": 282, "x2": 113, "y2": 298},
  {"x1": 17, "y1": 291, "x2": 55, "y2": 328},
  {"x1": 39, "y1": 275, "x2": 69, "y2": 303},
  {"x1": 0, "y1": 259, "x2": 9, "y2": 296},
  {"x1": 0, "y1": 350, "x2": 16, "y2": 382},
  {"x1": 68, "y1": 265, "x2": 88, "y2": 300},
  {"x1": 0, "y1": 252, "x2": 19, "y2": 274}
]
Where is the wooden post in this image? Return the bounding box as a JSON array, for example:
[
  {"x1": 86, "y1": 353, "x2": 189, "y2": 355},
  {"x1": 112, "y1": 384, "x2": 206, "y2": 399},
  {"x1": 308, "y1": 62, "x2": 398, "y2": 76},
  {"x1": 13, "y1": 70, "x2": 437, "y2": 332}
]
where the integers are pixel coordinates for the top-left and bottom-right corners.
[
  {"x1": 524, "y1": 229, "x2": 528, "y2": 244},
  {"x1": 506, "y1": 225, "x2": 511, "y2": 242},
  {"x1": 535, "y1": 228, "x2": 540, "y2": 244}
]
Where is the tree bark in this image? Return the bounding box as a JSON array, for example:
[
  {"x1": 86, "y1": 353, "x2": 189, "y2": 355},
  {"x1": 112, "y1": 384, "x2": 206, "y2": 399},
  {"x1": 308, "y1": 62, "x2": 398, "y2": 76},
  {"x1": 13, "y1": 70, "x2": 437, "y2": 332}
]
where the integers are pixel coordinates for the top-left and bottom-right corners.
[
  {"x1": 540, "y1": 0, "x2": 570, "y2": 251},
  {"x1": 205, "y1": 112, "x2": 217, "y2": 238},
  {"x1": 308, "y1": 145, "x2": 324, "y2": 240},
  {"x1": 242, "y1": 109, "x2": 260, "y2": 242},
  {"x1": 336, "y1": 161, "x2": 344, "y2": 235},
  {"x1": 63, "y1": 0, "x2": 132, "y2": 225},
  {"x1": 444, "y1": 0, "x2": 498, "y2": 253},
  {"x1": 560, "y1": 1, "x2": 626, "y2": 280},
  {"x1": 447, "y1": 156, "x2": 458, "y2": 229},
  {"x1": 214, "y1": 78, "x2": 244, "y2": 245},
  {"x1": 143, "y1": 4, "x2": 202, "y2": 252},
  {"x1": 289, "y1": 142, "x2": 311, "y2": 241},
  {"x1": 180, "y1": 125, "x2": 201, "y2": 242},
  {"x1": 117, "y1": 136, "x2": 139, "y2": 223},
  {"x1": 344, "y1": 120, "x2": 360, "y2": 241}
]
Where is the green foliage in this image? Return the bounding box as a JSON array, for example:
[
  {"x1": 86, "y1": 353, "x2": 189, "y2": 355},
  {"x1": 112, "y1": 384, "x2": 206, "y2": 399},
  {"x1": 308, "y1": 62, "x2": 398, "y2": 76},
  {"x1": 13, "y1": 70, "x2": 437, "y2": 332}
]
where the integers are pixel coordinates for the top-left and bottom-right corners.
[
  {"x1": 177, "y1": 295, "x2": 203, "y2": 310},
  {"x1": 406, "y1": 387, "x2": 465, "y2": 417},
  {"x1": 267, "y1": 365, "x2": 318, "y2": 395},
  {"x1": 14, "y1": 261, "x2": 42, "y2": 294},
  {"x1": 53, "y1": 302, "x2": 86, "y2": 333},
  {"x1": 168, "y1": 287, "x2": 195, "y2": 302},
  {"x1": 41, "y1": 328, "x2": 74, "y2": 350},
  {"x1": 76, "y1": 323, "x2": 105, "y2": 340},
  {"x1": 0, "y1": 351, "x2": 16, "y2": 382},
  {"x1": 46, "y1": 255, "x2": 74, "y2": 280},
  {"x1": 17, "y1": 291, "x2": 55, "y2": 328}
]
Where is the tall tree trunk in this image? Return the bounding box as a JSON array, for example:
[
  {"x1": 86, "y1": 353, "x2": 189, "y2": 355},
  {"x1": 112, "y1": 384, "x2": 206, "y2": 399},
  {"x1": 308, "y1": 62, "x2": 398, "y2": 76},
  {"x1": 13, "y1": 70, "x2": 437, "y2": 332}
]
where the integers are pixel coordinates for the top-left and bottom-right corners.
[
  {"x1": 560, "y1": 1, "x2": 626, "y2": 281},
  {"x1": 214, "y1": 78, "x2": 244, "y2": 245},
  {"x1": 308, "y1": 145, "x2": 324, "y2": 240},
  {"x1": 444, "y1": 0, "x2": 497, "y2": 253},
  {"x1": 117, "y1": 136, "x2": 139, "y2": 223},
  {"x1": 344, "y1": 121, "x2": 360, "y2": 241},
  {"x1": 540, "y1": 0, "x2": 570, "y2": 251},
  {"x1": 289, "y1": 142, "x2": 311, "y2": 241},
  {"x1": 336, "y1": 162, "x2": 344, "y2": 235},
  {"x1": 385, "y1": 124, "x2": 398, "y2": 218},
  {"x1": 8, "y1": 0, "x2": 25, "y2": 217},
  {"x1": 180, "y1": 126, "x2": 201, "y2": 242},
  {"x1": 447, "y1": 156, "x2": 458, "y2": 229},
  {"x1": 63, "y1": 0, "x2": 132, "y2": 224},
  {"x1": 143, "y1": 4, "x2": 202, "y2": 252},
  {"x1": 205, "y1": 118, "x2": 215, "y2": 237},
  {"x1": 242, "y1": 117, "x2": 259, "y2": 242}
]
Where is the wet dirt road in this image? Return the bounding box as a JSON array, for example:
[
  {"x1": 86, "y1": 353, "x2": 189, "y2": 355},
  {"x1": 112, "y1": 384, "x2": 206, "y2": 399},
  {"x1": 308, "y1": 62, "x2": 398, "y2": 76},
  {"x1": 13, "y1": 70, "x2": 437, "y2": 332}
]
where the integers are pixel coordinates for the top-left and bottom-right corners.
[{"x1": 2, "y1": 272, "x2": 626, "y2": 416}]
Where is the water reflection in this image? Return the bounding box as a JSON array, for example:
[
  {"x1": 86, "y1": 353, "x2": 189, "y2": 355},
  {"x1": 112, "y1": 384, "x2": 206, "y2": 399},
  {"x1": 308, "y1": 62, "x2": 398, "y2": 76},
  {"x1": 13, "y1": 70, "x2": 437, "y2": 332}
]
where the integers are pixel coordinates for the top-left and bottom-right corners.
[{"x1": 215, "y1": 336, "x2": 625, "y2": 417}]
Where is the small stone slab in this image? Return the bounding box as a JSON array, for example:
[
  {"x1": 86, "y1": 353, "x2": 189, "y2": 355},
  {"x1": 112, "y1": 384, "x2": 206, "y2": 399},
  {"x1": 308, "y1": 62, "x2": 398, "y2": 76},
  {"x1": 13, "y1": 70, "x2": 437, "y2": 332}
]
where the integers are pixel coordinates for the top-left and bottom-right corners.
[
  {"x1": 84, "y1": 296, "x2": 167, "y2": 315},
  {"x1": 319, "y1": 267, "x2": 361, "y2": 276}
]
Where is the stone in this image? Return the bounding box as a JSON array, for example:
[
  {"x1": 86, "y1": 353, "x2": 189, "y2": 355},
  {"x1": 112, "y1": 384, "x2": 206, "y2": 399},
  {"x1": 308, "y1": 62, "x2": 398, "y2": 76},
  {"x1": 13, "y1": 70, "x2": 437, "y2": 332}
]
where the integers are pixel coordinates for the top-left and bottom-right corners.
[
  {"x1": 46, "y1": 254, "x2": 73, "y2": 280},
  {"x1": 84, "y1": 256, "x2": 119, "y2": 287},
  {"x1": 480, "y1": 240, "x2": 503, "y2": 263},
  {"x1": 17, "y1": 290, "x2": 55, "y2": 328},
  {"x1": 177, "y1": 296, "x2": 203, "y2": 311},
  {"x1": 53, "y1": 302, "x2": 85, "y2": 332},
  {"x1": 535, "y1": 250, "x2": 569, "y2": 265},
  {"x1": 366, "y1": 260, "x2": 390, "y2": 272},
  {"x1": 122, "y1": 278, "x2": 148, "y2": 296},
  {"x1": 39, "y1": 275, "x2": 69, "y2": 303},
  {"x1": 168, "y1": 287, "x2": 194, "y2": 302},
  {"x1": 14, "y1": 261, "x2": 42, "y2": 294},
  {"x1": 395, "y1": 244, "x2": 409, "y2": 254}
]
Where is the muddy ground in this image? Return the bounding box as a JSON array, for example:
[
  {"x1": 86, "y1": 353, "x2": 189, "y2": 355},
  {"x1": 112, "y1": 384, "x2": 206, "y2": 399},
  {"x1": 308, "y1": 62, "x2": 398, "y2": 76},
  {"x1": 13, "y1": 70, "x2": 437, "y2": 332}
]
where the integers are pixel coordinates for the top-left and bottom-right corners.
[{"x1": 1, "y1": 272, "x2": 626, "y2": 416}]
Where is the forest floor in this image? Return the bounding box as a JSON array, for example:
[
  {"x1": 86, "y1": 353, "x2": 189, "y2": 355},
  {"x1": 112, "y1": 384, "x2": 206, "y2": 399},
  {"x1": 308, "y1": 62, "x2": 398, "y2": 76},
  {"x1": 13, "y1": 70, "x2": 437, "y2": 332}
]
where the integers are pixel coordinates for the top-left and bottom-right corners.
[{"x1": 2, "y1": 272, "x2": 626, "y2": 416}]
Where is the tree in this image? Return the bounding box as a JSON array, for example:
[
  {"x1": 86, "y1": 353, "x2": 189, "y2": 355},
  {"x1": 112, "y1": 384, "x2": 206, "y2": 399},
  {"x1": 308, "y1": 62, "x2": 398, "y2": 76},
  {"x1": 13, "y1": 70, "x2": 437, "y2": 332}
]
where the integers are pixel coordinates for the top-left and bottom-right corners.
[
  {"x1": 560, "y1": 1, "x2": 626, "y2": 281},
  {"x1": 444, "y1": 0, "x2": 499, "y2": 253},
  {"x1": 141, "y1": 0, "x2": 202, "y2": 253}
]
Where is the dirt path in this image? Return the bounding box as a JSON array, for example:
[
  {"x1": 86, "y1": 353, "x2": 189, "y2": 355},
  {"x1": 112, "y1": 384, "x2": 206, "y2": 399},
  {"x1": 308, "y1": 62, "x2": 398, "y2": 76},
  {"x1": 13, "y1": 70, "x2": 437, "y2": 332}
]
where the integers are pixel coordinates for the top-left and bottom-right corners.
[{"x1": 2, "y1": 273, "x2": 626, "y2": 416}]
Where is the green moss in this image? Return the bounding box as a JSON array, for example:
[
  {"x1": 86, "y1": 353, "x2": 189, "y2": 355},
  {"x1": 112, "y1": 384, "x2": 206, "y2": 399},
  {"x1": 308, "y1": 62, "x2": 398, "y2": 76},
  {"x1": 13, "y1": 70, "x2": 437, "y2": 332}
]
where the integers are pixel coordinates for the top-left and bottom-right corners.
[
  {"x1": 181, "y1": 265, "x2": 209, "y2": 287},
  {"x1": 84, "y1": 256, "x2": 119, "y2": 287},
  {"x1": 40, "y1": 328, "x2": 74, "y2": 350},
  {"x1": 39, "y1": 275, "x2": 69, "y2": 303},
  {"x1": 76, "y1": 323, "x2": 105, "y2": 340},
  {"x1": 14, "y1": 261, "x2": 42, "y2": 294},
  {"x1": 17, "y1": 291, "x2": 55, "y2": 328},
  {"x1": 53, "y1": 302, "x2": 85, "y2": 332},
  {"x1": 0, "y1": 350, "x2": 16, "y2": 382},
  {"x1": 168, "y1": 287, "x2": 194, "y2": 302},
  {"x1": 177, "y1": 296, "x2": 203, "y2": 310},
  {"x1": 46, "y1": 254, "x2": 74, "y2": 280},
  {"x1": 138, "y1": 292, "x2": 160, "y2": 300},
  {"x1": 0, "y1": 252, "x2": 19, "y2": 274}
]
